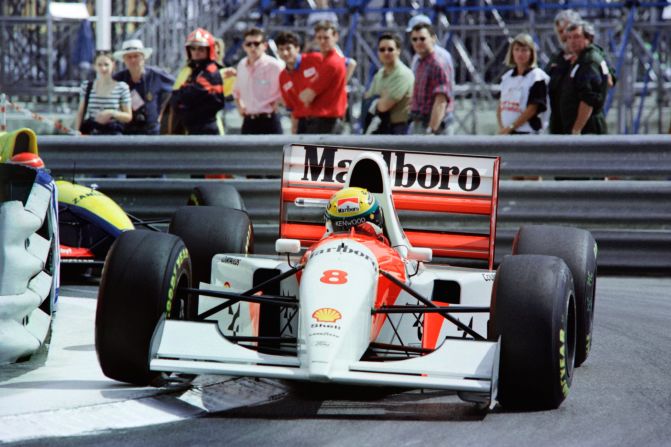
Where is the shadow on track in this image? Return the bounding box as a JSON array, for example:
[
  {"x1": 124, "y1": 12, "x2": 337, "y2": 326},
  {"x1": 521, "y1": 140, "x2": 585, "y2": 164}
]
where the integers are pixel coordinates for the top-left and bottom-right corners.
[{"x1": 208, "y1": 381, "x2": 487, "y2": 421}]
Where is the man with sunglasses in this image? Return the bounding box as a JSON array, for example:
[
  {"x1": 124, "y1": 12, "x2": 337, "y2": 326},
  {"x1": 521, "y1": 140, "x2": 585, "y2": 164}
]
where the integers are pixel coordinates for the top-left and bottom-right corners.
[
  {"x1": 363, "y1": 33, "x2": 414, "y2": 134},
  {"x1": 409, "y1": 22, "x2": 453, "y2": 135},
  {"x1": 233, "y1": 27, "x2": 284, "y2": 134}
]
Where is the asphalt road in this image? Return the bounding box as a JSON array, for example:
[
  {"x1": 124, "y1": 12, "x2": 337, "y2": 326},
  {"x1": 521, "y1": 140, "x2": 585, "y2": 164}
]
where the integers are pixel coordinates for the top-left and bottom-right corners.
[{"x1": 6, "y1": 276, "x2": 671, "y2": 447}]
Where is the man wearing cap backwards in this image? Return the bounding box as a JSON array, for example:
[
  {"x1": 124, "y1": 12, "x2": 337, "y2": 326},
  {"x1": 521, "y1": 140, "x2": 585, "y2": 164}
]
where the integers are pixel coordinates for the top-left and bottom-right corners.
[{"x1": 113, "y1": 39, "x2": 174, "y2": 135}]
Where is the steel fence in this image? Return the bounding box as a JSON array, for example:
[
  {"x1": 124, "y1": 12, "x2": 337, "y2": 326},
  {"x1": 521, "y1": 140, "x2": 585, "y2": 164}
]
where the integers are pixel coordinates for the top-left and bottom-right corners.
[
  {"x1": 39, "y1": 134, "x2": 671, "y2": 177},
  {"x1": 37, "y1": 134, "x2": 670, "y2": 272}
]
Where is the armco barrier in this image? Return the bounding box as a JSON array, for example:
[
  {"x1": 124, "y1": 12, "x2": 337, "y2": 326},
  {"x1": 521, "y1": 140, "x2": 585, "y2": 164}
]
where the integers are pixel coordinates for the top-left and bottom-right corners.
[
  {"x1": 36, "y1": 135, "x2": 671, "y2": 272},
  {"x1": 39, "y1": 134, "x2": 671, "y2": 177},
  {"x1": 73, "y1": 177, "x2": 671, "y2": 273}
]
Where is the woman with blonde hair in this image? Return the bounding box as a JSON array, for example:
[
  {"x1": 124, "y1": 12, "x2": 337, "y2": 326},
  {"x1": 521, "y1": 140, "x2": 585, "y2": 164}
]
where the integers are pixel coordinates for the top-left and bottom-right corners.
[
  {"x1": 74, "y1": 51, "x2": 132, "y2": 135},
  {"x1": 497, "y1": 33, "x2": 549, "y2": 134}
]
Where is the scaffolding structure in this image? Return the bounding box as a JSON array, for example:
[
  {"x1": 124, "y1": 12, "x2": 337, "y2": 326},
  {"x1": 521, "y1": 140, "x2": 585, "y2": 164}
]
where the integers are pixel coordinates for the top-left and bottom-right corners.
[{"x1": 1, "y1": 0, "x2": 670, "y2": 133}]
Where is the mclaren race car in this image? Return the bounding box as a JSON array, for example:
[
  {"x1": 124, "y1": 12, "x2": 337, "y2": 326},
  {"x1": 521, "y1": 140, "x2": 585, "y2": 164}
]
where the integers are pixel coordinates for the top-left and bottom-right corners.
[{"x1": 95, "y1": 144, "x2": 598, "y2": 410}]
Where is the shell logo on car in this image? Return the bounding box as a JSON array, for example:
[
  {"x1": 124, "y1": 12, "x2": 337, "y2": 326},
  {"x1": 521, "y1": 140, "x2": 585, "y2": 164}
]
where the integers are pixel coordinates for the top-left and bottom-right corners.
[{"x1": 312, "y1": 308, "x2": 342, "y2": 323}]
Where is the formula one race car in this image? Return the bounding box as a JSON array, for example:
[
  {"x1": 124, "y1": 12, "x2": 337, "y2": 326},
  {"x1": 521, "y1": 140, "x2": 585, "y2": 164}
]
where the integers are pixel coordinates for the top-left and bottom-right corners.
[
  {"x1": 57, "y1": 180, "x2": 245, "y2": 272},
  {"x1": 95, "y1": 144, "x2": 598, "y2": 410},
  {"x1": 0, "y1": 131, "x2": 59, "y2": 364}
]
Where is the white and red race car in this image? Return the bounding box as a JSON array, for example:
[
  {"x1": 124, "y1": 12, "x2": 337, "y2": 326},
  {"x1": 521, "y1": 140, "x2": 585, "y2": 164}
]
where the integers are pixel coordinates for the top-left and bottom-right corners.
[{"x1": 96, "y1": 144, "x2": 597, "y2": 410}]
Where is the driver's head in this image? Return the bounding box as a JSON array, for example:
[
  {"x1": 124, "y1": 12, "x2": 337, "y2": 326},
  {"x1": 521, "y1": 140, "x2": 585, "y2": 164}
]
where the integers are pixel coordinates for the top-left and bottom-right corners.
[
  {"x1": 324, "y1": 187, "x2": 383, "y2": 233},
  {"x1": 9, "y1": 152, "x2": 45, "y2": 169}
]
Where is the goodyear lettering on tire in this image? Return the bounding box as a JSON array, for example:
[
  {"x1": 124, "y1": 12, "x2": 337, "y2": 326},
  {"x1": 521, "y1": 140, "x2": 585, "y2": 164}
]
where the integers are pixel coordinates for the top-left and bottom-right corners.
[
  {"x1": 166, "y1": 248, "x2": 189, "y2": 318},
  {"x1": 585, "y1": 334, "x2": 592, "y2": 357},
  {"x1": 559, "y1": 327, "x2": 570, "y2": 397},
  {"x1": 244, "y1": 225, "x2": 251, "y2": 254}
]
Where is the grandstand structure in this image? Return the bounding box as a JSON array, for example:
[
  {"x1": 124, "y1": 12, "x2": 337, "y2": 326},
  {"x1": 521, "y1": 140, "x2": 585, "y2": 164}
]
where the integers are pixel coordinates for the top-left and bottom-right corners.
[{"x1": 1, "y1": 0, "x2": 670, "y2": 134}]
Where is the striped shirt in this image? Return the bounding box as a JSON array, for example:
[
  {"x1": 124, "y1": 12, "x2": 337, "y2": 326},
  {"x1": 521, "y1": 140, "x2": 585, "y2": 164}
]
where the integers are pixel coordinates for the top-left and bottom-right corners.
[{"x1": 79, "y1": 80, "x2": 131, "y2": 120}]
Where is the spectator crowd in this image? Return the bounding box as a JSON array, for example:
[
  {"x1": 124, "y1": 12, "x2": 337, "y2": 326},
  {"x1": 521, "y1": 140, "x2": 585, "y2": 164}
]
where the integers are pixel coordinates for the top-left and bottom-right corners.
[{"x1": 74, "y1": 9, "x2": 614, "y2": 137}]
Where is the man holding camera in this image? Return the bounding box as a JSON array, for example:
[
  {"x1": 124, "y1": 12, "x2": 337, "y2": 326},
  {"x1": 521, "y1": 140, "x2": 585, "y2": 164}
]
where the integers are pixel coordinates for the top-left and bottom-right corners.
[{"x1": 113, "y1": 39, "x2": 175, "y2": 135}]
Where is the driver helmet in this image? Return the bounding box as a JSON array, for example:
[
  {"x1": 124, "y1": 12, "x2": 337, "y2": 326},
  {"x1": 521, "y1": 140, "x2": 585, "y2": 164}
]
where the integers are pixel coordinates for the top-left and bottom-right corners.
[
  {"x1": 9, "y1": 152, "x2": 45, "y2": 169},
  {"x1": 324, "y1": 187, "x2": 383, "y2": 234},
  {"x1": 185, "y1": 28, "x2": 217, "y2": 61}
]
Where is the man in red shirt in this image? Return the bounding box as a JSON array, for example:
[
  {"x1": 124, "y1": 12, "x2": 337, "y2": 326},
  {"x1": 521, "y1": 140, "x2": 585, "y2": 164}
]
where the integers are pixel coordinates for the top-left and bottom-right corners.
[
  {"x1": 298, "y1": 21, "x2": 347, "y2": 134},
  {"x1": 275, "y1": 31, "x2": 323, "y2": 134}
]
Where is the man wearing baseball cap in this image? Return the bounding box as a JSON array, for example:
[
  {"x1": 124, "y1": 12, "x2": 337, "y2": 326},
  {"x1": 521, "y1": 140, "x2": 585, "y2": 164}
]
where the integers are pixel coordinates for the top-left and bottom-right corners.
[{"x1": 113, "y1": 39, "x2": 174, "y2": 134}]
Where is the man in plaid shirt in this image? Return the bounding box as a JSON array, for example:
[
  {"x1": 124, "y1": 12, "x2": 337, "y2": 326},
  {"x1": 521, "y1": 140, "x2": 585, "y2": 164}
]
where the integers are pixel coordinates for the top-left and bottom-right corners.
[{"x1": 409, "y1": 22, "x2": 454, "y2": 135}]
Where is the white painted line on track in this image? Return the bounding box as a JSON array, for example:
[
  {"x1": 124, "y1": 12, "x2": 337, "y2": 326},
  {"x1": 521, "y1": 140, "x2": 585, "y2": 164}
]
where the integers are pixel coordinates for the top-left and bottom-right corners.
[{"x1": 0, "y1": 296, "x2": 289, "y2": 443}]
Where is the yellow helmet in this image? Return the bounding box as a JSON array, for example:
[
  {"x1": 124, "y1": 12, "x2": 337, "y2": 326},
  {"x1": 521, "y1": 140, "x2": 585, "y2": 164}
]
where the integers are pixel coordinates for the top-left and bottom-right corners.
[{"x1": 324, "y1": 187, "x2": 383, "y2": 233}]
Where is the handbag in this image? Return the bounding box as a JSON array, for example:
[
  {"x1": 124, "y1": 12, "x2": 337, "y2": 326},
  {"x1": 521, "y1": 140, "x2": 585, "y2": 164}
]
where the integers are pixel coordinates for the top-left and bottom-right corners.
[{"x1": 79, "y1": 80, "x2": 95, "y2": 134}]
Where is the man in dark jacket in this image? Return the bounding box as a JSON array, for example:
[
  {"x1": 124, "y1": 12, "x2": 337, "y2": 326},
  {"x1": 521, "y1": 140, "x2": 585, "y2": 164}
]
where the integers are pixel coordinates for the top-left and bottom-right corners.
[
  {"x1": 559, "y1": 21, "x2": 609, "y2": 134},
  {"x1": 113, "y1": 39, "x2": 174, "y2": 135},
  {"x1": 170, "y1": 28, "x2": 226, "y2": 135},
  {"x1": 545, "y1": 10, "x2": 581, "y2": 134}
]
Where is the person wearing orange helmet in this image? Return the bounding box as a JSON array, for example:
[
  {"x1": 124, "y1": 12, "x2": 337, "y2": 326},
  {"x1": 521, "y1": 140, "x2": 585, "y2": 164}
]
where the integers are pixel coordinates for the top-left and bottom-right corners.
[
  {"x1": 169, "y1": 28, "x2": 227, "y2": 134},
  {"x1": 9, "y1": 152, "x2": 45, "y2": 169}
]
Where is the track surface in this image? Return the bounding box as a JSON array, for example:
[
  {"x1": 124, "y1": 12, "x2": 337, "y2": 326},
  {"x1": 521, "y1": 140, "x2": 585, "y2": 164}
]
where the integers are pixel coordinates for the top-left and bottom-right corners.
[{"x1": 3, "y1": 277, "x2": 671, "y2": 447}]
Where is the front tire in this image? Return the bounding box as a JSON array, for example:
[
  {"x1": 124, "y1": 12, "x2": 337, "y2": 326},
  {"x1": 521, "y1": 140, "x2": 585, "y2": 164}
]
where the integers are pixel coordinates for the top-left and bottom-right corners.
[
  {"x1": 95, "y1": 230, "x2": 192, "y2": 386},
  {"x1": 513, "y1": 224, "x2": 597, "y2": 366},
  {"x1": 490, "y1": 255, "x2": 577, "y2": 410}
]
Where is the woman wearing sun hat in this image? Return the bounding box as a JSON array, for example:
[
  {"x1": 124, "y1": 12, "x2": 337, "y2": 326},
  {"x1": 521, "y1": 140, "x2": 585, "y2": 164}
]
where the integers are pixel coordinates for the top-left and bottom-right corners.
[{"x1": 113, "y1": 39, "x2": 175, "y2": 135}]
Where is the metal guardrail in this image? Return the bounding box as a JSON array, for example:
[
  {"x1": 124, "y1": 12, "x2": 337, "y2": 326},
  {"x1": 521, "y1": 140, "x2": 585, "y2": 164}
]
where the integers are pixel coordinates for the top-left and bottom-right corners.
[
  {"x1": 40, "y1": 135, "x2": 671, "y2": 177},
  {"x1": 38, "y1": 135, "x2": 671, "y2": 272},
  {"x1": 73, "y1": 177, "x2": 671, "y2": 273}
]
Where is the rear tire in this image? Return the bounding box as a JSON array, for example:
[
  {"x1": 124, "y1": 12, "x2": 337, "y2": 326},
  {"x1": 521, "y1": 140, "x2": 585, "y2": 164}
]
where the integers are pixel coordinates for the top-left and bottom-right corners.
[
  {"x1": 490, "y1": 255, "x2": 576, "y2": 410},
  {"x1": 95, "y1": 230, "x2": 193, "y2": 386},
  {"x1": 187, "y1": 184, "x2": 246, "y2": 211},
  {"x1": 513, "y1": 225, "x2": 597, "y2": 366},
  {"x1": 169, "y1": 206, "x2": 253, "y2": 287}
]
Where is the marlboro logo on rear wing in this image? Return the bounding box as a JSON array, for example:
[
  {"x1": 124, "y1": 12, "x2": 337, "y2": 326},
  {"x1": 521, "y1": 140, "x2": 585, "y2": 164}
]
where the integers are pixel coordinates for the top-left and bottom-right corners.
[{"x1": 280, "y1": 144, "x2": 500, "y2": 268}]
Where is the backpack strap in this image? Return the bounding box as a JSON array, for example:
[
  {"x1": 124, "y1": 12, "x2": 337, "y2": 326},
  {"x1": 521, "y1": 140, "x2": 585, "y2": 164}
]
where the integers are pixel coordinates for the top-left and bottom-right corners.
[{"x1": 80, "y1": 80, "x2": 94, "y2": 130}]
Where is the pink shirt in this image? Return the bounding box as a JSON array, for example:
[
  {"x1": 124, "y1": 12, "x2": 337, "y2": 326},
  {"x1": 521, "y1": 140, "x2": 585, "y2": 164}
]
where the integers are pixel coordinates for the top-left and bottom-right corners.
[{"x1": 233, "y1": 54, "x2": 284, "y2": 114}]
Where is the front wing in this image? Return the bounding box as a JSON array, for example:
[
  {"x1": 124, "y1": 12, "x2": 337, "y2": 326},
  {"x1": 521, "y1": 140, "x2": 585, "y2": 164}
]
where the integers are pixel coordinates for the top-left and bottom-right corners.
[{"x1": 150, "y1": 319, "x2": 499, "y2": 395}]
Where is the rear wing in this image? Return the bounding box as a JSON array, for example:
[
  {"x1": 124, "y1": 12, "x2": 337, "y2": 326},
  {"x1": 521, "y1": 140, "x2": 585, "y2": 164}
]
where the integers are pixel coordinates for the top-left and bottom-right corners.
[{"x1": 279, "y1": 144, "x2": 500, "y2": 269}]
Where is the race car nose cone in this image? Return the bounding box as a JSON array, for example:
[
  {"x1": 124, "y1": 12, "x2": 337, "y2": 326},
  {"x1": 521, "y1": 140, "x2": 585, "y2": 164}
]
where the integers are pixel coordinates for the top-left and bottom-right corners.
[{"x1": 308, "y1": 361, "x2": 332, "y2": 381}]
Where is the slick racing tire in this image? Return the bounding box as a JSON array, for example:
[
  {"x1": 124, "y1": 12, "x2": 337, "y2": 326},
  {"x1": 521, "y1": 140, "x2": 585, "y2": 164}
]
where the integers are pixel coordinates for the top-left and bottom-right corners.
[
  {"x1": 95, "y1": 230, "x2": 193, "y2": 386},
  {"x1": 513, "y1": 224, "x2": 597, "y2": 367},
  {"x1": 187, "y1": 183, "x2": 246, "y2": 211},
  {"x1": 490, "y1": 255, "x2": 577, "y2": 410},
  {"x1": 169, "y1": 206, "x2": 253, "y2": 287}
]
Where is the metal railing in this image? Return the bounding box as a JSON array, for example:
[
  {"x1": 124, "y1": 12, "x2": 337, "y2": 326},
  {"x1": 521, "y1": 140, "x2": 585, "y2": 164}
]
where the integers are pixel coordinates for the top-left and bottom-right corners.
[
  {"x1": 38, "y1": 135, "x2": 671, "y2": 272},
  {"x1": 39, "y1": 134, "x2": 671, "y2": 176}
]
